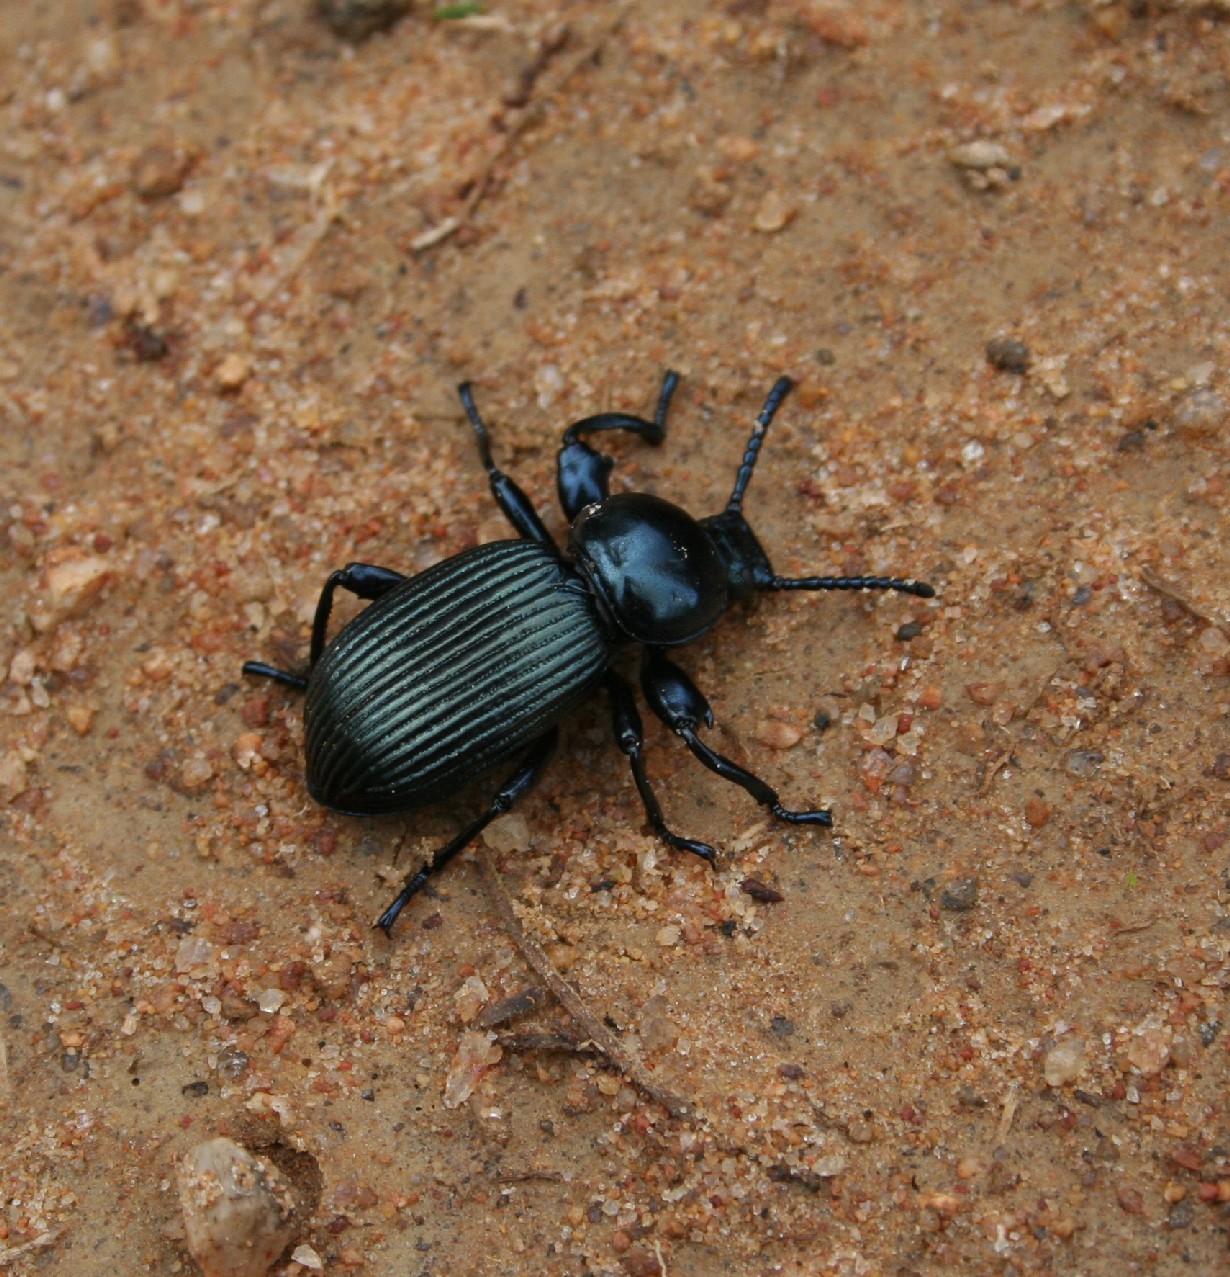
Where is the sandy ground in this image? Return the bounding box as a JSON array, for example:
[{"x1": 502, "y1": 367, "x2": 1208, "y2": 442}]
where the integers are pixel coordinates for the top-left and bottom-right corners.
[{"x1": 1, "y1": 1, "x2": 1228, "y2": 1274}]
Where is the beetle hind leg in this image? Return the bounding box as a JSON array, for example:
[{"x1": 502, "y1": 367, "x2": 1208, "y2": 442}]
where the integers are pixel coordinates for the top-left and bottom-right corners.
[
  {"x1": 605, "y1": 670, "x2": 719, "y2": 866},
  {"x1": 243, "y1": 562, "x2": 407, "y2": 689},
  {"x1": 557, "y1": 370, "x2": 680, "y2": 521},
  {"x1": 374, "y1": 728, "x2": 558, "y2": 934},
  {"x1": 241, "y1": 661, "x2": 309, "y2": 690},
  {"x1": 311, "y1": 563, "x2": 408, "y2": 663},
  {"x1": 641, "y1": 652, "x2": 833, "y2": 827}
]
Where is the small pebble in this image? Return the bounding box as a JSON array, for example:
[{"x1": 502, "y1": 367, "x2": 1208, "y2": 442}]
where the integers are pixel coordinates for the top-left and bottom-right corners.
[
  {"x1": 949, "y1": 140, "x2": 1012, "y2": 171},
  {"x1": 132, "y1": 142, "x2": 193, "y2": 199},
  {"x1": 257, "y1": 989, "x2": 285, "y2": 1014},
  {"x1": 31, "y1": 555, "x2": 112, "y2": 632},
  {"x1": 290, "y1": 1244, "x2": 324, "y2": 1271},
  {"x1": 1126, "y1": 1024, "x2": 1172, "y2": 1075},
  {"x1": 453, "y1": 974, "x2": 489, "y2": 1024},
  {"x1": 1043, "y1": 1037, "x2": 1086, "y2": 1087},
  {"x1": 811, "y1": 1153, "x2": 850, "y2": 1177},
  {"x1": 178, "y1": 1138, "x2": 301, "y2": 1277},
  {"x1": 620, "y1": 1248, "x2": 663, "y2": 1277},
  {"x1": 986, "y1": 337, "x2": 1031, "y2": 374},
  {"x1": 443, "y1": 1030, "x2": 501, "y2": 1108},
  {"x1": 216, "y1": 354, "x2": 252, "y2": 393},
  {"x1": 949, "y1": 141, "x2": 1017, "y2": 190},
  {"x1": 1117, "y1": 1185, "x2": 1144, "y2": 1215},
  {"x1": 316, "y1": 0, "x2": 412, "y2": 39},
  {"x1": 965, "y1": 681, "x2": 1001, "y2": 706},
  {"x1": 1024, "y1": 796, "x2": 1051, "y2": 829},
  {"x1": 0, "y1": 752, "x2": 29, "y2": 803},
  {"x1": 1065, "y1": 750, "x2": 1104, "y2": 778},
  {"x1": 1173, "y1": 386, "x2": 1225, "y2": 439},
  {"x1": 217, "y1": 1046, "x2": 250, "y2": 1078},
  {"x1": 753, "y1": 189, "x2": 795, "y2": 233},
  {"x1": 482, "y1": 811, "x2": 531, "y2": 854},
  {"x1": 940, "y1": 878, "x2": 979, "y2": 912},
  {"x1": 180, "y1": 754, "x2": 216, "y2": 793},
  {"x1": 753, "y1": 719, "x2": 805, "y2": 750}
]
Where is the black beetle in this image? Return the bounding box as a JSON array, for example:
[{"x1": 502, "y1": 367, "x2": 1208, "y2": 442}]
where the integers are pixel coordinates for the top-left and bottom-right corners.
[{"x1": 243, "y1": 372, "x2": 934, "y2": 931}]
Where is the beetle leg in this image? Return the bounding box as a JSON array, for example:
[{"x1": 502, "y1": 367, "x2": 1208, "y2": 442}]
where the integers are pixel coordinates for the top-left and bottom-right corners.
[
  {"x1": 556, "y1": 370, "x2": 679, "y2": 521},
  {"x1": 241, "y1": 662, "x2": 308, "y2": 690},
  {"x1": 458, "y1": 383, "x2": 559, "y2": 548},
  {"x1": 243, "y1": 563, "x2": 406, "y2": 688},
  {"x1": 374, "y1": 727, "x2": 558, "y2": 934},
  {"x1": 641, "y1": 652, "x2": 833, "y2": 827},
  {"x1": 311, "y1": 563, "x2": 408, "y2": 664},
  {"x1": 604, "y1": 670, "x2": 719, "y2": 865}
]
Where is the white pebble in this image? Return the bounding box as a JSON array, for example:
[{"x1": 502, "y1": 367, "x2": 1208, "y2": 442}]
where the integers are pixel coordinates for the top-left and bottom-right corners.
[
  {"x1": 1043, "y1": 1037, "x2": 1085, "y2": 1087},
  {"x1": 178, "y1": 1138, "x2": 300, "y2": 1277}
]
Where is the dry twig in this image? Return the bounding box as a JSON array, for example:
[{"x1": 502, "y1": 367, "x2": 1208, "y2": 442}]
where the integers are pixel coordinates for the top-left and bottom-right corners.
[
  {"x1": 477, "y1": 847, "x2": 693, "y2": 1120},
  {"x1": 413, "y1": 10, "x2": 628, "y2": 251},
  {"x1": 996, "y1": 1086, "x2": 1020, "y2": 1143},
  {"x1": 1141, "y1": 566, "x2": 1230, "y2": 639}
]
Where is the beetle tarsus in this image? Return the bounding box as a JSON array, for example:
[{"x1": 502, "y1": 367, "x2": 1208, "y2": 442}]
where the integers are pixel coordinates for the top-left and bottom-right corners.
[
  {"x1": 771, "y1": 802, "x2": 833, "y2": 827},
  {"x1": 375, "y1": 868, "x2": 431, "y2": 934},
  {"x1": 642, "y1": 652, "x2": 833, "y2": 828},
  {"x1": 242, "y1": 661, "x2": 308, "y2": 690}
]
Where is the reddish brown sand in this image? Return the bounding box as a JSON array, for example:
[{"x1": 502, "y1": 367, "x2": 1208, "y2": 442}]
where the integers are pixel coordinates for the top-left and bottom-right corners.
[{"x1": 1, "y1": 3, "x2": 1227, "y2": 1274}]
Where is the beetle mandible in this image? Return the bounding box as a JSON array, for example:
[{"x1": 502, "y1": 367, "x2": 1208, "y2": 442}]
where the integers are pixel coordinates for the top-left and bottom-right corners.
[{"x1": 243, "y1": 372, "x2": 934, "y2": 932}]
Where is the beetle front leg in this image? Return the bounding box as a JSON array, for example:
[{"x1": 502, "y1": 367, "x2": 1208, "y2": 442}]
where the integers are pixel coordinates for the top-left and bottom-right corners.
[
  {"x1": 243, "y1": 562, "x2": 406, "y2": 688},
  {"x1": 604, "y1": 670, "x2": 719, "y2": 866},
  {"x1": 556, "y1": 370, "x2": 679, "y2": 521},
  {"x1": 458, "y1": 383, "x2": 558, "y2": 549},
  {"x1": 641, "y1": 652, "x2": 833, "y2": 827},
  {"x1": 374, "y1": 727, "x2": 558, "y2": 934}
]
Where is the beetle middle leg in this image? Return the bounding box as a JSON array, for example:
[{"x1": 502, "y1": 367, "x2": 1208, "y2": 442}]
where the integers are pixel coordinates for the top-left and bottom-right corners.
[
  {"x1": 243, "y1": 562, "x2": 407, "y2": 687},
  {"x1": 556, "y1": 369, "x2": 679, "y2": 520},
  {"x1": 604, "y1": 670, "x2": 720, "y2": 865},
  {"x1": 374, "y1": 727, "x2": 558, "y2": 934},
  {"x1": 641, "y1": 651, "x2": 833, "y2": 827}
]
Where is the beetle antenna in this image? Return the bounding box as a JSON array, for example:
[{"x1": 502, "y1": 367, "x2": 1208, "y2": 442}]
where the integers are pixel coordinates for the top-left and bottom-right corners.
[
  {"x1": 766, "y1": 574, "x2": 936, "y2": 599},
  {"x1": 726, "y1": 377, "x2": 793, "y2": 514}
]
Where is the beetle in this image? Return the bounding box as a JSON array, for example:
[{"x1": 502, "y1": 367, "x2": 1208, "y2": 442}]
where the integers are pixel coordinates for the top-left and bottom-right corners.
[{"x1": 243, "y1": 371, "x2": 934, "y2": 932}]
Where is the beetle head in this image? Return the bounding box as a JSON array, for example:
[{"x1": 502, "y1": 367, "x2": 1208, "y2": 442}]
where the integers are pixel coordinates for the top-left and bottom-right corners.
[{"x1": 568, "y1": 493, "x2": 730, "y2": 646}]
